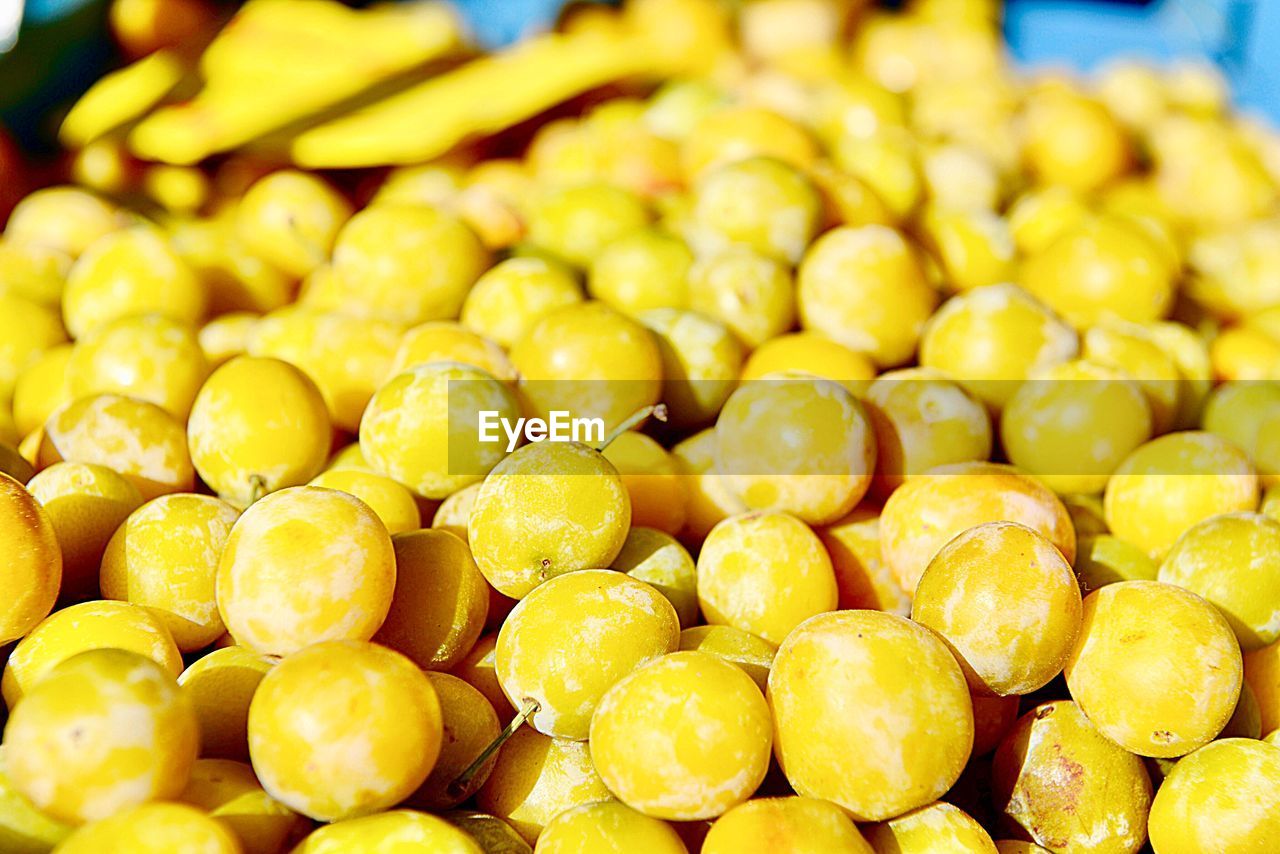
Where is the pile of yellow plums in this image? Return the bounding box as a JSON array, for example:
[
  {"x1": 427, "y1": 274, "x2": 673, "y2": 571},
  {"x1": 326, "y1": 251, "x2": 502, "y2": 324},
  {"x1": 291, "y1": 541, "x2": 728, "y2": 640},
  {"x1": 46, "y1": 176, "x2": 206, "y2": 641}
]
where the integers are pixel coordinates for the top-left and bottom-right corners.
[{"x1": 3, "y1": 0, "x2": 1280, "y2": 851}]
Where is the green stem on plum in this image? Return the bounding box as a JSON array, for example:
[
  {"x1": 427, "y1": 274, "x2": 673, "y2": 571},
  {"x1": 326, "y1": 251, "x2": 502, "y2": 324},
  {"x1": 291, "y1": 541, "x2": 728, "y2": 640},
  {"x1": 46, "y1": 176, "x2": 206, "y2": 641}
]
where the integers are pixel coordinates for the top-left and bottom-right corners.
[
  {"x1": 595, "y1": 403, "x2": 668, "y2": 452},
  {"x1": 447, "y1": 698, "x2": 540, "y2": 798}
]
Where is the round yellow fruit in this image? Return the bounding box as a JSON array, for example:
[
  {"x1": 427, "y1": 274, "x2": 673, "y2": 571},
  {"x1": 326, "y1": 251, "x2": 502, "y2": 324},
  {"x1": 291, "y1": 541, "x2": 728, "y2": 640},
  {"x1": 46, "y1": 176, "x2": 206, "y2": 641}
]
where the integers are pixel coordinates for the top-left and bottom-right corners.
[
  {"x1": 601, "y1": 431, "x2": 687, "y2": 536},
  {"x1": 537, "y1": 800, "x2": 688, "y2": 854},
  {"x1": 178, "y1": 645, "x2": 274, "y2": 762},
  {"x1": 0, "y1": 296, "x2": 66, "y2": 403},
  {"x1": 612, "y1": 526, "x2": 698, "y2": 627},
  {"x1": 1075, "y1": 533, "x2": 1159, "y2": 592},
  {"x1": 639, "y1": 307, "x2": 742, "y2": 430},
  {"x1": 0, "y1": 744, "x2": 72, "y2": 852},
  {"x1": 687, "y1": 248, "x2": 795, "y2": 349},
  {"x1": 526, "y1": 182, "x2": 649, "y2": 269},
  {"x1": 691, "y1": 156, "x2": 820, "y2": 264},
  {"x1": 67, "y1": 314, "x2": 209, "y2": 420},
  {"x1": 866, "y1": 802, "x2": 996, "y2": 854},
  {"x1": 235, "y1": 170, "x2": 352, "y2": 279},
  {"x1": 11, "y1": 342, "x2": 73, "y2": 438},
  {"x1": 309, "y1": 468, "x2": 419, "y2": 534},
  {"x1": 388, "y1": 321, "x2": 516, "y2": 383},
  {"x1": 460, "y1": 256, "x2": 583, "y2": 348},
  {"x1": 409, "y1": 672, "x2": 501, "y2": 810},
  {"x1": 589, "y1": 226, "x2": 692, "y2": 314},
  {"x1": 180, "y1": 758, "x2": 304, "y2": 854},
  {"x1": 54, "y1": 802, "x2": 239, "y2": 854},
  {"x1": 4, "y1": 186, "x2": 124, "y2": 258},
  {"x1": 433, "y1": 482, "x2": 480, "y2": 542},
  {"x1": 0, "y1": 471, "x2": 61, "y2": 644},
  {"x1": 739, "y1": 331, "x2": 876, "y2": 394},
  {"x1": 817, "y1": 506, "x2": 912, "y2": 615},
  {"x1": 291, "y1": 810, "x2": 484, "y2": 853},
  {"x1": 703, "y1": 796, "x2": 872, "y2": 854}
]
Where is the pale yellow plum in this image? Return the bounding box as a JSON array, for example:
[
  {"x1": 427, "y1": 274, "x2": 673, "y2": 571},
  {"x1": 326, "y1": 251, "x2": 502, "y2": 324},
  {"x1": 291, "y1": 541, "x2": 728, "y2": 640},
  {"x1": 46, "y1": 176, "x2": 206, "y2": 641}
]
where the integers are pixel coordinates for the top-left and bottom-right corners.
[
  {"x1": 2, "y1": 599, "x2": 182, "y2": 707},
  {"x1": 1201, "y1": 381, "x2": 1280, "y2": 486},
  {"x1": 526, "y1": 183, "x2": 649, "y2": 269},
  {"x1": 993, "y1": 701, "x2": 1152, "y2": 853},
  {"x1": 1210, "y1": 326, "x2": 1280, "y2": 382},
  {"x1": 248, "y1": 308, "x2": 402, "y2": 432},
  {"x1": 768, "y1": 610, "x2": 974, "y2": 821},
  {"x1": 62, "y1": 226, "x2": 206, "y2": 339},
  {"x1": 1021, "y1": 88, "x2": 1132, "y2": 192},
  {"x1": 235, "y1": 170, "x2": 351, "y2": 278},
  {"x1": 537, "y1": 800, "x2": 688, "y2": 854},
  {"x1": 1064, "y1": 580, "x2": 1243, "y2": 757},
  {"x1": 360, "y1": 363, "x2": 519, "y2": 500},
  {"x1": 920, "y1": 145, "x2": 1003, "y2": 213},
  {"x1": 4, "y1": 187, "x2": 125, "y2": 258},
  {"x1": 797, "y1": 225, "x2": 938, "y2": 369},
  {"x1": 2, "y1": 649, "x2": 197, "y2": 825},
  {"x1": 510, "y1": 302, "x2": 662, "y2": 434},
  {"x1": 702, "y1": 796, "x2": 872, "y2": 854},
  {"x1": 496, "y1": 570, "x2": 679, "y2": 740},
  {"x1": 590, "y1": 651, "x2": 772, "y2": 820},
  {"x1": 715, "y1": 377, "x2": 875, "y2": 525},
  {"x1": 248, "y1": 641, "x2": 442, "y2": 822},
  {"x1": 913, "y1": 522, "x2": 1082, "y2": 696},
  {"x1": 1222, "y1": 681, "x2": 1263, "y2": 739},
  {"x1": 100, "y1": 493, "x2": 239, "y2": 651},
  {"x1": 831, "y1": 128, "x2": 922, "y2": 222},
  {"x1": 25, "y1": 461, "x2": 140, "y2": 602},
  {"x1": 169, "y1": 215, "x2": 295, "y2": 317},
  {"x1": 639, "y1": 307, "x2": 743, "y2": 430},
  {"x1": 187, "y1": 357, "x2": 331, "y2": 505},
  {"x1": 406, "y1": 672, "x2": 501, "y2": 811},
  {"x1": 678, "y1": 625, "x2": 776, "y2": 693},
  {"x1": 0, "y1": 240, "x2": 69, "y2": 308},
  {"x1": 180, "y1": 758, "x2": 305, "y2": 854},
  {"x1": 469, "y1": 442, "x2": 631, "y2": 599},
  {"x1": 994, "y1": 843, "x2": 1053, "y2": 854},
  {"x1": 817, "y1": 506, "x2": 911, "y2": 616},
  {"x1": 433, "y1": 482, "x2": 480, "y2": 542},
  {"x1": 1158, "y1": 513, "x2": 1280, "y2": 650},
  {"x1": 178, "y1": 645, "x2": 274, "y2": 762},
  {"x1": 460, "y1": 257, "x2": 583, "y2": 348},
  {"x1": 865, "y1": 367, "x2": 992, "y2": 493},
  {"x1": 691, "y1": 157, "x2": 820, "y2": 265},
  {"x1": 879, "y1": 461, "x2": 1076, "y2": 595},
  {"x1": 373, "y1": 529, "x2": 488, "y2": 671},
  {"x1": 1000, "y1": 360, "x2": 1153, "y2": 495},
  {"x1": 0, "y1": 744, "x2": 72, "y2": 852},
  {"x1": 67, "y1": 314, "x2": 209, "y2": 420},
  {"x1": 11, "y1": 342, "x2": 73, "y2": 438},
  {"x1": 866, "y1": 802, "x2": 996, "y2": 854},
  {"x1": 589, "y1": 227, "x2": 692, "y2": 314},
  {"x1": 739, "y1": 332, "x2": 876, "y2": 395},
  {"x1": 602, "y1": 432, "x2": 687, "y2": 536},
  {"x1": 1081, "y1": 321, "x2": 1182, "y2": 434},
  {"x1": 54, "y1": 803, "x2": 239, "y2": 853},
  {"x1": 215, "y1": 486, "x2": 395, "y2": 657},
  {"x1": 671, "y1": 427, "x2": 746, "y2": 546},
  {"x1": 198, "y1": 312, "x2": 258, "y2": 369},
  {"x1": 612, "y1": 527, "x2": 698, "y2": 628},
  {"x1": 1147, "y1": 739, "x2": 1280, "y2": 854},
  {"x1": 309, "y1": 468, "x2": 419, "y2": 535},
  {"x1": 388, "y1": 321, "x2": 515, "y2": 383},
  {"x1": 1104, "y1": 432, "x2": 1259, "y2": 559},
  {"x1": 697, "y1": 511, "x2": 837, "y2": 645},
  {"x1": 291, "y1": 811, "x2": 484, "y2": 853},
  {"x1": 476, "y1": 728, "x2": 611, "y2": 844},
  {"x1": 919, "y1": 283, "x2": 1078, "y2": 411},
  {"x1": 326, "y1": 204, "x2": 489, "y2": 324},
  {"x1": 450, "y1": 633, "x2": 508, "y2": 723},
  {"x1": 1075, "y1": 534, "x2": 1158, "y2": 592},
  {"x1": 681, "y1": 106, "x2": 817, "y2": 179},
  {"x1": 0, "y1": 296, "x2": 66, "y2": 403},
  {"x1": 688, "y1": 248, "x2": 795, "y2": 349},
  {"x1": 1007, "y1": 186, "x2": 1090, "y2": 255},
  {"x1": 39, "y1": 394, "x2": 194, "y2": 500}
]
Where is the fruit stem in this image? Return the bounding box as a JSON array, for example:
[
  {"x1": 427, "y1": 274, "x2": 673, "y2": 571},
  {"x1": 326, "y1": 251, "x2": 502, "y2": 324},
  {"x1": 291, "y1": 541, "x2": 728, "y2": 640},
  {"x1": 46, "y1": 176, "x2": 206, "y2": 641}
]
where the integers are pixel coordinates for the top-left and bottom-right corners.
[
  {"x1": 595, "y1": 403, "x2": 667, "y2": 451},
  {"x1": 447, "y1": 697, "x2": 539, "y2": 798},
  {"x1": 247, "y1": 474, "x2": 267, "y2": 506}
]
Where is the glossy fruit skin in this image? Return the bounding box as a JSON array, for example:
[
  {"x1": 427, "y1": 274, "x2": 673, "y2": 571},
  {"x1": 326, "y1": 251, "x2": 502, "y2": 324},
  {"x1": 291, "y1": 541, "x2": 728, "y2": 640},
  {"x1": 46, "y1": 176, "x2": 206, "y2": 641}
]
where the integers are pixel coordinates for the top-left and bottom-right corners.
[
  {"x1": 600, "y1": 431, "x2": 687, "y2": 537},
  {"x1": 1246, "y1": 639, "x2": 1280, "y2": 735},
  {"x1": 692, "y1": 157, "x2": 820, "y2": 264},
  {"x1": 739, "y1": 331, "x2": 876, "y2": 393},
  {"x1": 235, "y1": 170, "x2": 352, "y2": 279},
  {"x1": 639, "y1": 307, "x2": 742, "y2": 430},
  {"x1": 768, "y1": 610, "x2": 974, "y2": 821},
  {"x1": 993, "y1": 701, "x2": 1153, "y2": 854},
  {"x1": 4, "y1": 186, "x2": 124, "y2": 259},
  {"x1": 702, "y1": 796, "x2": 872, "y2": 854},
  {"x1": 912, "y1": 521, "x2": 1082, "y2": 696},
  {"x1": 688, "y1": 248, "x2": 795, "y2": 349},
  {"x1": 0, "y1": 744, "x2": 73, "y2": 852},
  {"x1": 1075, "y1": 534, "x2": 1158, "y2": 592},
  {"x1": 677, "y1": 625, "x2": 776, "y2": 692},
  {"x1": 408, "y1": 672, "x2": 501, "y2": 811},
  {"x1": 591, "y1": 650, "x2": 772, "y2": 820},
  {"x1": 0, "y1": 471, "x2": 62, "y2": 644},
  {"x1": 496, "y1": 569, "x2": 680, "y2": 740},
  {"x1": 388, "y1": 320, "x2": 516, "y2": 383},
  {"x1": 3, "y1": 649, "x2": 199, "y2": 825},
  {"x1": 526, "y1": 182, "x2": 650, "y2": 268},
  {"x1": 612, "y1": 526, "x2": 698, "y2": 627},
  {"x1": 54, "y1": 802, "x2": 241, "y2": 854},
  {"x1": 469, "y1": 442, "x2": 631, "y2": 599},
  {"x1": 179, "y1": 757, "x2": 304, "y2": 854},
  {"x1": 1064, "y1": 580, "x2": 1243, "y2": 758},
  {"x1": 817, "y1": 506, "x2": 912, "y2": 616},
  {"x1": 215, "y1": 486, "x2": 395, "y2": 657},
  {"x1": 1147, "y1": 739, "x2": 1280, "y2": 854},
  {"x1": 589, "y1": 227, "x2": 692, "y2": 315},
  {"x1": 865, "y1": 802, "x2": 997, "y2": 854},
  {"x1": 289, "y1": 810, "x2": 485, "y2": 853},
  {"x1": 309, "y1": 468, "x2": 420, "y2": 534},
  {"x1": 0, "y1": 296, "x2": 68, "y2": 404},
  {"x1": 537, "y1": 800, "x2": 689, "y2": 854},
  {"x1": 247, "y1": 640, "x2": 443, "y2": 822},
  {"x1": 696, "y1": 511, "x2": 838, "y2": 646},
  {"x1": 177, "y1": 645, "x2": 274, "y2": 763},
  {"x1": 462, "y1": 256, "x2": 583, "y2": 348}
]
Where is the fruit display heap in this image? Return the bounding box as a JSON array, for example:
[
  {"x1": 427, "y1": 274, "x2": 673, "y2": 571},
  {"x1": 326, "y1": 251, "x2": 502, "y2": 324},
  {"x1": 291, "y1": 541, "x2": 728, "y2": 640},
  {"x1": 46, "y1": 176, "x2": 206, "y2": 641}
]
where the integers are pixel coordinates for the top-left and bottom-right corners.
[{"x1": 2, "y1": 0, "x2": 1280, "y2": 851}]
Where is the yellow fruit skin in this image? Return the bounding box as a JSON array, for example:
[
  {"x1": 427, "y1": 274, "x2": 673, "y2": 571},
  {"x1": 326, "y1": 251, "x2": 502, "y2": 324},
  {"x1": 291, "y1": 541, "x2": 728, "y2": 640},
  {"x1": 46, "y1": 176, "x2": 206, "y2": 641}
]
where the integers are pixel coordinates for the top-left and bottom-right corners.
[
  {"x1": 3, "y1": 599, "x2": 182, "y2": 708},
  {"x1": 1157, "y1": 512, "x2": 1280, "y2": 651},
  {"x1": 461, "y1": 256, "x2": 583, "y2": 349},
  {"x1": 768, "y1": 610, "x2": 974, "y2": 821},
  {"x1": 602, "y1": 431, "x2": 688, "y2": 537},
  {"x1": 0, "y1": 296, "x2": 67, "y2": 404},
  {"x1": 4, "y1": 187, "x2": 124, "y2": 259},
  {"x1": 0, "y1": 472, "x2": 61, "y2": 644},
  {"x1": 476, "y1": 727, "x2": 611, "y2": 844},
  {"x1": 40, "y1": 393, "x2": 195, "y2": 500},
  {"x1": 703, "y1": 796, "x2": 872, "y2": 854},
  {"x1": 866, "y1": 802, "x2": 996, "y2": 854},
  {"x1": 389, "y1": 320, "x2": 516, "y2": 383},
  {"x1": 739, "y1": 331, "x2": 876, "y2": 394},
  {"x1": 818, "y1": 506, "x2": 912, "y2": 616},
  {"x1": 1148, "y1": 739, "x2": 1280, "y2": 854},
  {"x1": 309, "y1": 468, "x2": 420, "y2": 534},
  {"x1": 450, "y1": 633, "x2": 509, "y2": 724},
  {"x1": 188, "y1": 356, "x2": 332, "y2": 505},
  {"x1": 12, "y1": 342, "x2": 73, "y2": 438},
  {"x1": 879, "y1": 462, "x2": 1076, "y2": 595},
  {"x1": 408, "y1": 672, "x2": 501, "y2": 810},
  {"x1": 1075, "y1": 534, "x2": 1158, "y2": 592},
  {"x1": 290, "y1": 810, "x2": 485, "y2": 853},
  {"x1": 613, "y1": 527, "x2": 699, "y2": 627},
  {"x1": 433, "y1": 482, "x2": 480, "y2": 542},
  {"x1": 0, "y1": 745, "x2": 73, "y2": 852},
  {"x1": 1104, "y1": 431, "x2": 1259, "y2": 558},
  {"x1": 216, "y1": 486, "x2": 395, "y2": 657},
  {"x1": 497, "y1": 569, "x2": 679, "y2": 740},
  {"x1": 912, "y1": 521, "x2": 1082, "y2": 696},
  {"x1": 1064, "y1": 580, "x2": 1243, "y2": 758},
  {"x1": 247, "y1": 641, "x2": 442, "y2": 822},
  {"x1": 538, "y1": 800, "x2": 688, "y2": 854},
  {"x1": 1245, "y1": 639, "x2": 1280, "y2": 735},
  {"x1": 373, "y1": 529, "x2": 489, "y2": 671},
  {"x1": 696, "y1": 511, "x2": 838, "y2": 646},
  {"x1": 992, "y1": 701, "x2": 1152, "y2": 853},
  {"x1": 591, "y1": 650, "x2": 772, "y2": 821},
  {"x1": 3, "y1": 649, "x2": 198, "y2": 825},
  {"x1": 100, "y1": 492, "x2": 238, "y2": 650},
  {"x1": 235, "y1": 170, "x2": 352, "y2": 279},
  {"x1": 180, "y1": 758, "x2": 305, "y2": 854},
  {"x1": 178, "y1": 645, "x2": 274, "y2": 763},
  {"x1": 53, "y1": 802, "x2": 240, "y2": 854},
  {"x1": 469, "y1": 442, "x2": 631, "y2": 599}
]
